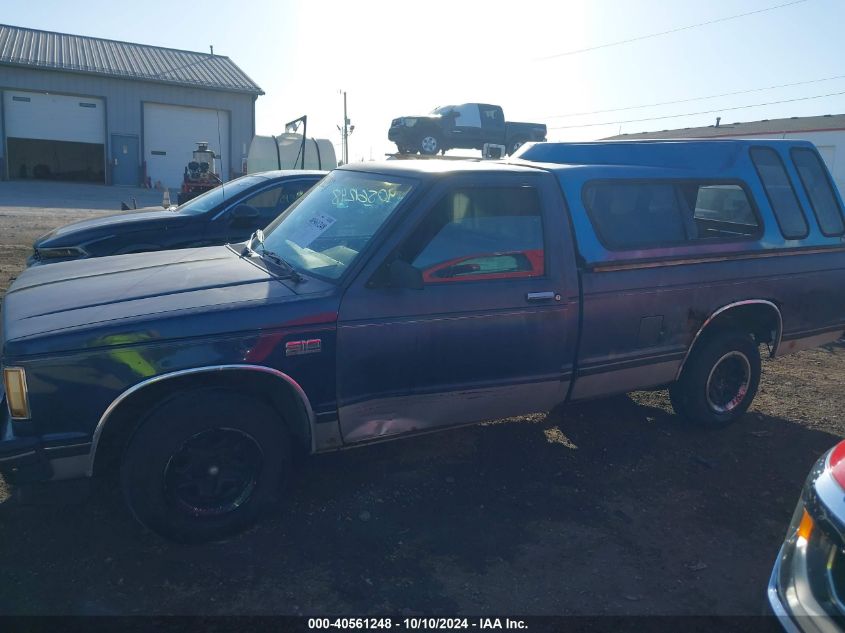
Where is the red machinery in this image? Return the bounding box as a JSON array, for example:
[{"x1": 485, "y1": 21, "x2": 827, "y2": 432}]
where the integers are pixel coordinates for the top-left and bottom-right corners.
[{"x1": 177, "y1": 142, "x2": 221, "y2": 205}]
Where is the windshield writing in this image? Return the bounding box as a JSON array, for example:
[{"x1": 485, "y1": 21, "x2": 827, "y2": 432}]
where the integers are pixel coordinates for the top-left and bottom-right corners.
[{"x1": 261, "y1": 171, "x2": 414, "y2": 280}]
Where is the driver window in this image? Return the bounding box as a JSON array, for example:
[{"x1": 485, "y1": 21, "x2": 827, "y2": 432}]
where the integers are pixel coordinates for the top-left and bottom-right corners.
[
  {"x1": 397, "y1": 187, "x2": 545, "y2": 283},
  {"x1": 453, "y1": 104, "x2": 482, "y2": 128},
  {"x1": 239, "y1": 180, "x2": 317, "y2": 219},
  {"x1": 240, "y1": 184, "x2": 285, "y2": 217}
]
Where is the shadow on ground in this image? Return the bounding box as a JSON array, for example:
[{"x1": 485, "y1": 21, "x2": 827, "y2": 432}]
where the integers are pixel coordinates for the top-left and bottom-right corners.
[{"x1": 0, "y1": 392, "x2": 838, "y2": 616}]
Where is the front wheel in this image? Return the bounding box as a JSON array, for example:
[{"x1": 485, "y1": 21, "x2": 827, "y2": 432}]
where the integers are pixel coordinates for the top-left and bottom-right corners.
[
  {"x1": 669, "y1": 330, "x2": 761, "y2": 427},
  {"x1": 419, "y1": 134, "x2": 441, "y2": 155},
  {"x1": 120, "y1": 389, "x2": 290, "y2": 542}
]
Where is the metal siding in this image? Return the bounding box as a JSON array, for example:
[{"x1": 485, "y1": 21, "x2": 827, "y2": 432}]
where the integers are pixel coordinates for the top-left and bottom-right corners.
[
  {"x1": 0, "y1": 24, "x2": 262, "y2": 95},
  {"x1": 0, "y1": 89, "x2": 5, "y2": 159},
  {"x1": 0, "y1": 66, "x2": 254, "y2": 183}
]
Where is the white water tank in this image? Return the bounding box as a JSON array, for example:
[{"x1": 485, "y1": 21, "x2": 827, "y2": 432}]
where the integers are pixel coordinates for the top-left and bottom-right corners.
[{"x1": 247, "y1": 133, "x2": 337, "y2": 173}]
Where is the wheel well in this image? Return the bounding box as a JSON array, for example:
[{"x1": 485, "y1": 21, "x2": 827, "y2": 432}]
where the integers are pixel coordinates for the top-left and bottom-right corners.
[
  {"x1": 678, "y1": 302, "x2": 782, "y2": 379},
  {"x1": 91, "y1": 370, "x2": 313, "y2": 478}
]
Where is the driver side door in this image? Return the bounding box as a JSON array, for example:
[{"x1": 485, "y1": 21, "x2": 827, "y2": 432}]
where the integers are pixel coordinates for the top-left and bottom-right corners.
[{"x1": 336, "y1": 172, "x2": 579, "y2": 444}]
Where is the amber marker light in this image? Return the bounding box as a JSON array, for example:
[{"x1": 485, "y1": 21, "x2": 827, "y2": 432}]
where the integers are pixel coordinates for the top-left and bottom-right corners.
[
  {"x1": 797, "y1": 509, "x2": 815, "y2": 542},
  {"x1": 3, "y1": 367, "x2": 30, "y2": 419}
]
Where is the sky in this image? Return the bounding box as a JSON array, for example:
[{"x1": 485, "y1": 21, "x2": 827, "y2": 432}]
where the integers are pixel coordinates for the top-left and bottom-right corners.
[{"x1": 3, "y1": 0, "x2": 845, "y2": 162}]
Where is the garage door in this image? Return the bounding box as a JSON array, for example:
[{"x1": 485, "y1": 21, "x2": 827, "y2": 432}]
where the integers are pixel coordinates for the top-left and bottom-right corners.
[
  {"x1": 144, "y1": 103, "x2": 229, "y2": 190},
  {"x1": 4, "y1": 90, "x2": 105, "y2": 182}
]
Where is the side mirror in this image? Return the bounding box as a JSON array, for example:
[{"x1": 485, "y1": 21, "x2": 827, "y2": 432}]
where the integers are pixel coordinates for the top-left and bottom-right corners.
[
  {"x1": 387, "y1": 259, "x2": 423, "y2": 290},
  {"x1": 231, "y1": 204, "x2": 260, "y2": 220}
]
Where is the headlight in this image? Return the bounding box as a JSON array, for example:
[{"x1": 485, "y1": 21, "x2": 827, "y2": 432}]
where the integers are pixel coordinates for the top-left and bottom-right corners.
[
  {"x1": 34, "y1": 246, "x2": 87, "y2": 260},
  {"x1": 3, "y1": 367, "x2": 30, "y2": 419},
  {"x1": 403, "y1": 118, "x2": 417, "y2": 128}
]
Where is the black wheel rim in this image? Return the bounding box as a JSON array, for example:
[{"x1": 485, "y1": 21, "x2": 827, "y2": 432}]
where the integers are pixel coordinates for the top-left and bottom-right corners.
[
  {"x1": 705, "y1": 351, "x2": 751, "y2": 414},
  {"x1": 164, "y1": 428, "x2": 263, "y2": 517}
]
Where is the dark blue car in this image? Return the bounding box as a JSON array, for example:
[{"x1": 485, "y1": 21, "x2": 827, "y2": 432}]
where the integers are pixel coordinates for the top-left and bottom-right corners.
[
  {"x1": 1, "y1": 140, "x2": 844, "y2": 543},
  {"x1": 28, "y1": 170, "x2": 325, "y2": 265}
]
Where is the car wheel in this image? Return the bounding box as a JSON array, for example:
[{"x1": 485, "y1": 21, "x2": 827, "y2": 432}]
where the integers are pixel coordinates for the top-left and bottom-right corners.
[
  {"x1": 120, "y1": 388, "x2": 290, "y2": 542},
  {"x1": 508, "y1": 138, "x2": 527, "y2": 155},
  {"x1": 419, "y1": 134, "x2": 440, "y2": 155},
  {"x1": 669, "y1": 330, "x2": 761, "y2": 427}
]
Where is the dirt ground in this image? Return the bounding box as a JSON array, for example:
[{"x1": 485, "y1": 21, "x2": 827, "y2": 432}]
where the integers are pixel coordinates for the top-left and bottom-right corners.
[{"x1": 0, "y1": 182, "x2": 843, "y2": 616}]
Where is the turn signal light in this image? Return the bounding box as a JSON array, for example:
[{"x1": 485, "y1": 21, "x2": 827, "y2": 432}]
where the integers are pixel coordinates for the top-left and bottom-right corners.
[
  {"x1": 797, "y1": 509, "x2": 815, "y2": 541},
  {"x1": 3, "y1": 367, "x2": 30, "y2": 419}
]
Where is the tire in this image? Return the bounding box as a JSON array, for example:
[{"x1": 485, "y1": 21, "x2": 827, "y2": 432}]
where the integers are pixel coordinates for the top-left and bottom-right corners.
[
  {"x1": 120, "y1": 388, "x2": 290, "y2": 542},
  {"x1": 669, "y1": 330, "x2": 761, "y2": 427},
  {"x1": 419, "y1": 133, "x2": 441, "y2": 155},
  {"x1": 508, "y1": 138, "x2": 527, "y2": 155}
]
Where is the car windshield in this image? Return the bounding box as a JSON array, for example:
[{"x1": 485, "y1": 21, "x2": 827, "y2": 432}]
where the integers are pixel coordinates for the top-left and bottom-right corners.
[
  {"x1": 260, "y1": 170, "x2": 415, "y2": 281},
  {"x1": 431, "y1": 105, "x2": 455, "y2": 115},
  {"x1": 177, "y1": 175, "x2": 269, "y2": 214}
]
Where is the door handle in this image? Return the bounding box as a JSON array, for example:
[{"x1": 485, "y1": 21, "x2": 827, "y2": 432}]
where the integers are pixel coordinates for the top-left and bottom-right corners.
[{"x1": 526, "y1": 291, "x2": 558, "y2": 302}]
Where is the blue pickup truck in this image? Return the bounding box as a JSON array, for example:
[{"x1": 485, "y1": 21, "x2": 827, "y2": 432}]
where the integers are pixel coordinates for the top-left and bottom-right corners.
[{"x1": 2, "y1": 139, "x2": 844, "y2": 541}]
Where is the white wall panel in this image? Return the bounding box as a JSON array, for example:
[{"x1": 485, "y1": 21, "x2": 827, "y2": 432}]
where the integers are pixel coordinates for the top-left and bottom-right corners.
[
  {"x1": 144, "y1": 103, "x2": 229, "y2": 189},
  {"x1": 4, "y1": 90, "x2": 104, "y2": 143}
]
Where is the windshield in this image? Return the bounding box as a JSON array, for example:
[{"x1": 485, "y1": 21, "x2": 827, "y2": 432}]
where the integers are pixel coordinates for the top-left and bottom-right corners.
[
  {"x1": 260, "y1": 170, "x2": 415, "y2": 281},
  {"x1": 177, "y1": 175, "x2": 269, "y2": 214},
  {"x1": 431, "y1": 105, "x2": 455, "y2": 115}
]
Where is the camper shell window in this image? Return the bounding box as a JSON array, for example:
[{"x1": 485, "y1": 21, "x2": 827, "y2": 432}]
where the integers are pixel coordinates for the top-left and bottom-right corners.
[
  {"x1": 582, "y1": 180, "x2": 762, "y2": 251},
  {"x1": 749, "y1": 146, "x2": 809, "y2": 240},
  {"x1": 790, "y1": 147, "x2": 845, "y2": 237}
]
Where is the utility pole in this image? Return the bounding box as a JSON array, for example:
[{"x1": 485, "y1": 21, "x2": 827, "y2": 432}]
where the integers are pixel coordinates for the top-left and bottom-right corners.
[
  {"x1": 343, "y1": 91, "x2": 349, "y2": 164},
  {"x1": 338, "y1": 90, "x2": 353, "y2": 165}
]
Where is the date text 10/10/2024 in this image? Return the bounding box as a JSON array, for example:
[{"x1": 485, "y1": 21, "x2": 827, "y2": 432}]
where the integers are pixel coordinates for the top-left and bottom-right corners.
[{"x1": 308, "y1": 618, "x2": 528, "y2": 630}]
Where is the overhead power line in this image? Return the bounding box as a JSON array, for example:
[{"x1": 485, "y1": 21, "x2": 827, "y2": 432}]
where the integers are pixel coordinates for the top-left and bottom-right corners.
[
  {"x1": 547, "y1": 89, "x2": 845, "y2": 130},
  {"x1": 535, "y1": 0, "x2": 809, "y2": 61},
  {"x1": 543, "y1": 74, "x2": 845, "y2": 119}
]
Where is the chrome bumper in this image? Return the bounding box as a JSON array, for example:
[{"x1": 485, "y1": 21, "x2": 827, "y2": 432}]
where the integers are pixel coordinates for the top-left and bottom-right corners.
[{"x1": 768, "y1": 548, "x2": 816, "y2": 633}]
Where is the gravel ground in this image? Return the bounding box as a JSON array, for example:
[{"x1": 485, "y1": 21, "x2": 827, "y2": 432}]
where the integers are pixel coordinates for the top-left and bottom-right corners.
[{"x1": 0, "y1": 181, "x2": 843, "y2": 616}]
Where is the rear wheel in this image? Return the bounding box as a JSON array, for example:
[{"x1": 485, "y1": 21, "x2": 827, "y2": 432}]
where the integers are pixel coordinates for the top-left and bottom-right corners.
[
  {"x1": 120, "y1": 388, "x2": 289, "y2": 542},
  {"x1": 669, "y1": 330, "x2": 761, "y2": 427},
  {"x1": 508, "y1": 137, "x2": 528, "y2": 155}
]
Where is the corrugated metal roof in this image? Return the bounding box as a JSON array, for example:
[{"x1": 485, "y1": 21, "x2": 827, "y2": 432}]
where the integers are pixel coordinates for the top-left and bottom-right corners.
[
  {"x1": 604, "y1": 113, "x2": 845, "y2": 140},
  {"x1": 0, "y1": 24, "x2": 263, "y2": 95}
]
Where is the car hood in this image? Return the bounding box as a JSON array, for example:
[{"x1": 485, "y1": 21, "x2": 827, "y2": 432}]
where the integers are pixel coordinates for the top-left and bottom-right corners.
[
  {"x1": 2, "y1": 246, "x2": 304, "y2": 357},
  {"x1": 35, "y1": 209, "x2": 190, "y2": 246}
]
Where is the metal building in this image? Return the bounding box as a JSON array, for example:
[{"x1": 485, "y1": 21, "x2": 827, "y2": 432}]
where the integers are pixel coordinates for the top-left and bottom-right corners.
[
  {"x1": 605, "y1": 114, "x2": 845, "y2": 193},
  {"x1": 0, "y1": 24, "x2": 263, "y2": 187}
]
